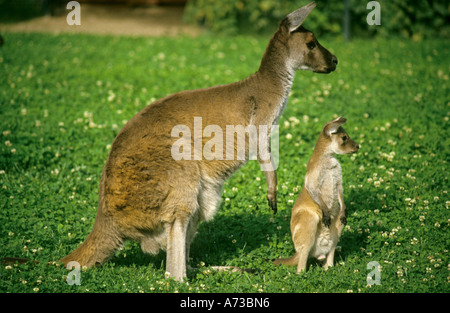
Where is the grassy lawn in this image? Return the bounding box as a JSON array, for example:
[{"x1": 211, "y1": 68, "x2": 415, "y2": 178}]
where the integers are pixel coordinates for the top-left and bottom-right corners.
[{"x1": 0, "y1": 32, "x2": 448, "y2": 293}]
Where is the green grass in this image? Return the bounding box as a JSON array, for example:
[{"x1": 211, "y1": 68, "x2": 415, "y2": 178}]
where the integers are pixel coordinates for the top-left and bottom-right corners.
[{"x1": 0, "y1": 32, "x2": 448, "y2": 293}]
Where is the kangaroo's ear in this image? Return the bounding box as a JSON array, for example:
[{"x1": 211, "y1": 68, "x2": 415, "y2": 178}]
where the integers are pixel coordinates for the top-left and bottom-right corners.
[
  {"x1": 323, "y1": 116, "x2": 347, "y2": 137},
  {"x1": 284, "y1": 2, "x2": 316, "y2": 32}
]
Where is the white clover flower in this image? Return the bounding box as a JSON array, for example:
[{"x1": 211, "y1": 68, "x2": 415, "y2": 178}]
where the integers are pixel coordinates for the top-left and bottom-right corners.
[{"x1": 288, "y1": 116, "x2": 300, "y2": 125}]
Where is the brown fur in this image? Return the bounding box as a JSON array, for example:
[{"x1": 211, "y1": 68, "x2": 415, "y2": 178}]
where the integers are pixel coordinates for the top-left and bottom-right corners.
[
  {"x1": 274, "y1": 116, "x2": 359, "y2": 272},
  {"x1": 61, "y1": 2, "x2": 338, "y2": 281}
]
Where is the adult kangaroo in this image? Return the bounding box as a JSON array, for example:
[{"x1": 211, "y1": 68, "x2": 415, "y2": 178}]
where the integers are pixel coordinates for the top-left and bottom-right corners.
[{"x1": 61, "y1": 2, "x2": 337, "y2": 281}]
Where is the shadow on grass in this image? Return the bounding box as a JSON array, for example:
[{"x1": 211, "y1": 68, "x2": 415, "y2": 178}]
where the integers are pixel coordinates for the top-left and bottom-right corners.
[{"x1": 108, "y1": 207, "x2": 276, "y2": 272}]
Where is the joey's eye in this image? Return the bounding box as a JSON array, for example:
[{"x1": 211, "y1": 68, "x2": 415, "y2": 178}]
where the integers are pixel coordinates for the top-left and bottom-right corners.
[
  {"x1": 342, "y1": 135, "x2": 348, "y2": 142},
  {"x1": 307, "y1": 41, "x2": 316, "y2": 50}
]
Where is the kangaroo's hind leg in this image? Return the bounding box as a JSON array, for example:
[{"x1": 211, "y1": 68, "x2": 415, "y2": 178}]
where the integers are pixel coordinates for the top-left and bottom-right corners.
[
  {"x1": 185, "y1": 212, "x2": 201, "y2": 265},
  {"x1": 165, "y1": 218, "x2": 189, "y2": 282},
  {"x1": 291, "y1": 210, "x2": 320, "y2": 273},
  {"x1": 324, "y1": 217, "x2": 344, "y2": 270}
]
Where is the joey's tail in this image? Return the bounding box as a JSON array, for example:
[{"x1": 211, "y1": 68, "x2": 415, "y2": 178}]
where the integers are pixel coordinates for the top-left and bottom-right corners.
[
  {"x1": 273, "y1": 253, "x2": 299, "y2": 267},
  {"x1": 61, "y1": 213, "x2": 122, "y2": 268}
]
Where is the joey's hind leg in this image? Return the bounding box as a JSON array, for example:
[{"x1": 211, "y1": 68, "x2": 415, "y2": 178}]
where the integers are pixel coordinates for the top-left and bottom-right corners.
[
  {"x1": 324, "y1": 220, "x2": 343, "y2": 270},
  {"x1": 292, "y1": 211, "x2": 319, "y2": 273},
  {"x1": 324, "y1": 249, "x2": 335, "y2": 271}
]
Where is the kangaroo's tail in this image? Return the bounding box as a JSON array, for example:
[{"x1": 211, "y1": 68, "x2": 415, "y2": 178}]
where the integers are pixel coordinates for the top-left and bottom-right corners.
[
  {"x1": 273, "y1": 252, "x2": 299, "y2": 267},
  {"x1": 61, "y1": 213, "x2": 122, "y2": 268}
]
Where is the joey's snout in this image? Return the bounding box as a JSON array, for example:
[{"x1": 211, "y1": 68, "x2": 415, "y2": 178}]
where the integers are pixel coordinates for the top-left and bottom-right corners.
[
  {"x1": 345, "y1": 137, "x2": 360, "y2": 154},
  {"x1": 323, "y1": 116, "x2": 360, "y2": 155},
  {"x1": 350, "y1": 142, "x2": 360, "y2": 153}
]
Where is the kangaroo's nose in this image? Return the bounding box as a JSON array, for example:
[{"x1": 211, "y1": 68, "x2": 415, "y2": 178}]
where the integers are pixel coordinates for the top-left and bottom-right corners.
[{"x1": 332, "y1": 55, "x2": 338, "y2": 65}]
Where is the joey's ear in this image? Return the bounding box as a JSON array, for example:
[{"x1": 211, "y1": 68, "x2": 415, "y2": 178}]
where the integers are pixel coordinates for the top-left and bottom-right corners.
[
  {"x1": 323, "y1": 116, "x2": 347, "y2": 137},
  {"x1": 284, "y1": 2, "x2": 316, "y2": 32}
]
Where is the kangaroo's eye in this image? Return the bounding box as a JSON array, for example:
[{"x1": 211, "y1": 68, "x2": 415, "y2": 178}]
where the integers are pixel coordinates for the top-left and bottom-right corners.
[
  {"x1": 342, "y1": 135, "x2": 348, "y2": 141},
  {"x1": 307, "y1": 41, "x2": 316, "y2": 50}
]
